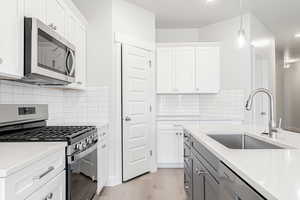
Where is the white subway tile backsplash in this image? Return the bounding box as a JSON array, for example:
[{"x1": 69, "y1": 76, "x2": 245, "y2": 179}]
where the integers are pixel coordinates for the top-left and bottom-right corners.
[
  {"x1": 157, "y1": 90, "x2": 245, "y2": 121},
  {"x1": 0, "y1": 81, "x2": 109, "y2": 127}
]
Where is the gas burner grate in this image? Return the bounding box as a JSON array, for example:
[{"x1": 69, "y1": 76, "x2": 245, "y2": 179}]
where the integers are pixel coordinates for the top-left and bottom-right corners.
[{"x1": 0, "y1": 126, "x2": 96, "y2": 141}]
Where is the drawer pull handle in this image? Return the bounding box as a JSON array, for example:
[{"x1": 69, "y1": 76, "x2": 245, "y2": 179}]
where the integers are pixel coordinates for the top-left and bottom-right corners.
[{"x1": 34, "y1": 166, "x2": 54, "y2": 180}]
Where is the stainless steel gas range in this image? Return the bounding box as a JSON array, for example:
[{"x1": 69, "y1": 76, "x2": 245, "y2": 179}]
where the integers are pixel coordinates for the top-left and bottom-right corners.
[{"x1": 0, "y1": 104, "x2": 98, "y2": 200}]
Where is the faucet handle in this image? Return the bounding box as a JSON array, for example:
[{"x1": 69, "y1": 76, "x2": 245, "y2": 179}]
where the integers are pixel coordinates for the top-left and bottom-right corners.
[{"x1": 278, "y1": 118, "x2": 282, "y2": 129}]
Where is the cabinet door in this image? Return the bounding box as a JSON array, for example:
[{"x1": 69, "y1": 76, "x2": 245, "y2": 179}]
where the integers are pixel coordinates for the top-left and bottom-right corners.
[
  {"x1": 174, "y1": 47, "x2": 195, "y2": 93},
  {"x1": 192, "y1": 154, "x2": 205, "y2": 200},
  {"x1": 75, "y1": 24, "x2": 87, "y2": 86},
  {"x1": 66, "y1": 15, "x2": 87, "y2": 88},
  {"x1": 195, "y1": 47, "x2": 220, "y2": 93},
  {"x1": 157, "y1": 130, "x2": 179, "y2": 166},
  {"x1": 204, "y1": 172, "x2": 220, "y2": 200},
  {"x1": 156, "y1": 48, "x2": 173, "y2": 93},
  {"x1": 24, "y1": 0, "x2": 46, "y2": 23},
  {"x1": 0, "y1": 0, "x2": 23, "y2": 78},
  {"x1": 46, "y1": 0, "x2": 65, "y2": 36},
  {"x1": 26, "y1": 171, "x2": 65, "y2": 200},
  {"x1": 98, "y1": 139, "x2": 109, "y2": 192},
  {"x1": 65, "y1": 14, "x2": 77, "y2": 45},
  {"x1": 178, "y1": 132, "x2": 184, "y2": 164}
]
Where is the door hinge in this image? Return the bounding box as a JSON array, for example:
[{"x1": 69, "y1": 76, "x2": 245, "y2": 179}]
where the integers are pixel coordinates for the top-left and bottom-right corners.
[
  {"x1": 149, "y1": 105, "x2": 152, "y2": 112},
  {"x1": 149, "y1": 150, "x2": 153, "y2": 156}
]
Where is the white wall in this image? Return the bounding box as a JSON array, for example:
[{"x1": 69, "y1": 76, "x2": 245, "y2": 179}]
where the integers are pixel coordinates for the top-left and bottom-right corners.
[
  {"x1": 198, "y1": 15, "x2": 252, "y2": 93},
  {"x1": 73, "y1": 0, "x2": 113, "y2": 87},
  {"x1": 73, "y1": 0, "x2": 156, "y2": 186},
  {"x1": 156, "y1": 28, "x2": 199, "y2": 43},
  {"x1": 111, "y1": 0, "x2": 156, "y2": 186},
  {"x1": 112, "y1": 0, "x2": 155, "y2": 42}
]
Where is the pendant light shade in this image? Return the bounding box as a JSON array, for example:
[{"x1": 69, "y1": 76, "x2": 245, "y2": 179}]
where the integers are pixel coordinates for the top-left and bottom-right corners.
[{"x1": 238, "y1": 29, "x2": 246, "y2": 48}]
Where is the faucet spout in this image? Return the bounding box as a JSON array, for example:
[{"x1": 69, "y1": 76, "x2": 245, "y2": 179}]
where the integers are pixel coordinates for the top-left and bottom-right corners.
[{"x1": 245, "y1": 88, "x2": 277, "y2": 138}]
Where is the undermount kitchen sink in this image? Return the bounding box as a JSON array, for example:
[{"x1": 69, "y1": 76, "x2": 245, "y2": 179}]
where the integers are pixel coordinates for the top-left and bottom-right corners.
[{"x1": 208, "y1": 134, "x2": 283, "y2": 149}]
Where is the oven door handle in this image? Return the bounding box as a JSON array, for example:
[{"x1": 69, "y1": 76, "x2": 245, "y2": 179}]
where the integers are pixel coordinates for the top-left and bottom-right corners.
[{"x1": 69, "y1": 144, "x2": 97, "y2": 164}]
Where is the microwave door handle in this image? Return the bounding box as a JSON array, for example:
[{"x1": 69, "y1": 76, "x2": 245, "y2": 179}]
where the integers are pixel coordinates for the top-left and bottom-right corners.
[
  {"x1": 68, "y1": 49, "x2": 75, "y2": 76},
  {"x1": 66, "y1": 50, "x2": 71, "y2": 74}
]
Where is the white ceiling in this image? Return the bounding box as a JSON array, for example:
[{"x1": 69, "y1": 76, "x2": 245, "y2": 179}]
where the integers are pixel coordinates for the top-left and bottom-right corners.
[{"x1": 125, "y1": 0, "x2": 300, "y2": 54}]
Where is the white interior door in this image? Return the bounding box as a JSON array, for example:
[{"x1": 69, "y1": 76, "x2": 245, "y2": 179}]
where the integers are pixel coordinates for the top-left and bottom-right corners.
[{"x1": 122, "y1": 44, "x2": 151, "y2": 181}]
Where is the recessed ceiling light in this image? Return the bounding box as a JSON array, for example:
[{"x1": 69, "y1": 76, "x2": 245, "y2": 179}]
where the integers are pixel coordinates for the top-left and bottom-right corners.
[
  {"x1": 206, "y1": 0, "x2": 215, "y2": 3},
  {"x1": 295, "y1": 33, "x2": 300, "y2": 38}
]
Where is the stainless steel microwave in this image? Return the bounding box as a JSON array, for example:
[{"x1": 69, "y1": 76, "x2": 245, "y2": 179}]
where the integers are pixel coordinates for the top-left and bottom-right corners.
[{"x1": 24, "y1": 17, "x2": 76, "y2": 85}]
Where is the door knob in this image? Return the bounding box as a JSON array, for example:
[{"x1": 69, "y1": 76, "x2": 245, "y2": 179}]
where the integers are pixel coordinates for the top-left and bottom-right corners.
[
  {"x1": 261, "y1": 112, "x2": 267, "y2": 116},
  {"x1": 124, "y1": 116, "x2": 131, "y2": 121}
]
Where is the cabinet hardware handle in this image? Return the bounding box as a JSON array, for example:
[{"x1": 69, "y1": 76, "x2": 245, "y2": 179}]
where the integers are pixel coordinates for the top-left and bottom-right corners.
[
  {"x1": 47, "y1": 193, "x2": 53, "y2": 199},
  {"x1": 33, "y1": 166, "x2": 54, "y2": 180},
  {"x1": 176, "y1": 132, "x2": 178, "y2": 136},
  {"x1": 173, "y1": 124, "x2": 182, "y2": 127},
  {"x1": 124, "y1": 116, "x2": 131, "y2": 121},
  {"x1": 197, "y1": 170, "x2": 207, "y2": 175}
]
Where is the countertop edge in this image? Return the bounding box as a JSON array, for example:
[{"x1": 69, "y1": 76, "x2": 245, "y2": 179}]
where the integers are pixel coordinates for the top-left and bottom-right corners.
[{"x1": 0, "y1": 142, "x2": 67, "y2": 178}]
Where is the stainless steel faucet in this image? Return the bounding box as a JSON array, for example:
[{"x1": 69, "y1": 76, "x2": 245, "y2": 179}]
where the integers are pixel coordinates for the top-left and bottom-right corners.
[{"x1": 245, "y1": 88, "x2": 277, "y2": 138}]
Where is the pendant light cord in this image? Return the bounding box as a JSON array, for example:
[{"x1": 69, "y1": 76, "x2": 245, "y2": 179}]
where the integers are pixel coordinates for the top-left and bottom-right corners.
[{"x1": 239, "y1": 0, "x2": 244, "y2": 30}]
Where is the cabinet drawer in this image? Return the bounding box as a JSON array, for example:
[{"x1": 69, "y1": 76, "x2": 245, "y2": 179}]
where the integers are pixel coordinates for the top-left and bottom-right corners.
[
  {"x1": 157, "y1": 122, "x2": 183, "y2": 130},
  {"x1": 191, "y1": 136, "x2": 219, "y2": 173},
  {"x1": 6, "y1": 149, "x2": 65, "y2": 200},
  {"x1": 26, "y1": 171, "x2": 66, "y2": 200}
]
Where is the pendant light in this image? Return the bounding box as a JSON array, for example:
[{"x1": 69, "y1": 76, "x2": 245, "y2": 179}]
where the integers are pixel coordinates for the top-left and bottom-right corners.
[{"x1": 238, "y1": 0, "x2": 246, "y2": 48}]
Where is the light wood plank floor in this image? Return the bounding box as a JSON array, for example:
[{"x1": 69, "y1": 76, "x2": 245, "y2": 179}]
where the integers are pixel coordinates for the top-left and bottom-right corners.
[{"x1": 95, "y1": 169, "x2": 186, "y2": 200}]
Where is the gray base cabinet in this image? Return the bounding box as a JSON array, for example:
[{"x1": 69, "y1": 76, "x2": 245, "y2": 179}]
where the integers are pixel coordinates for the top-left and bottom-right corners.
[{"x1": 183, "y1": 129, "x2": 266, "y2": 200}]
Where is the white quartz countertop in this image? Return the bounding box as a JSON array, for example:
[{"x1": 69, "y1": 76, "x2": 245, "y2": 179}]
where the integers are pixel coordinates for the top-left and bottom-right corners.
[
  {"x1": 0, "y1": 142, "x2": 67, "y2": 178},
  {"x1": 184, "y1": 124, "x2": 300, "y2": 200}
]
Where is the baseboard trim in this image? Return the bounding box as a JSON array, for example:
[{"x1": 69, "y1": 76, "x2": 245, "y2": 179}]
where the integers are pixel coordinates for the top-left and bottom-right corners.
[
  {"x1": 106, "y1": 176, "x2": 122, "y2": 187},
  {"x1": 157, "y1": 163, "x2": 184, "y2": 168}
]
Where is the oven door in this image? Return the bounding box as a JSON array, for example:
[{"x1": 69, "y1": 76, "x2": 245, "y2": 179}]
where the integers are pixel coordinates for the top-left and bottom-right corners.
[
  {"x1": 24, "y1": 17, "x2": 76, "y2": 85},
  {"x1": 67, "y1": 144, "x2": 97, "y2": 200}
]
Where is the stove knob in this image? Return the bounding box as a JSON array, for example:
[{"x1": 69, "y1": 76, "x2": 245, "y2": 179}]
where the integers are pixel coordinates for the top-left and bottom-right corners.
[
  {"x1": 74, "y1": 143, "x2": 80, "y2": 150},
  {"x1": 82, "y1": 142, "x2": 87, "y2": 149}
]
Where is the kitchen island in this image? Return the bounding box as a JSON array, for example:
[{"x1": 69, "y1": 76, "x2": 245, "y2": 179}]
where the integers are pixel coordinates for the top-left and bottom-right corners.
[{"x1": 184, "y1": 124, "x2": 300, "y2": 200}]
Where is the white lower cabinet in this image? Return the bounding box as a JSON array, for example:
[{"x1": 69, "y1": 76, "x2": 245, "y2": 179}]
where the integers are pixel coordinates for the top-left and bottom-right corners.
[
  {"x1": 26, "y1": 171, "x2": 65, "y2": 200},
  {"x1": 97, "y1": 125, "x2": 109, "y2": 193},
  {"x1": 157, "y1": 121, "x2": 199, "y2": 168}
]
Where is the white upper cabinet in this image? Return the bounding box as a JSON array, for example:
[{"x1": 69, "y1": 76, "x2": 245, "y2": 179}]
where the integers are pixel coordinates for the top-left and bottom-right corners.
[
  {"x1": 24, "y1": 0, "x2": 46, "y2": 23},
  {"x1": 156, "y1": 43, "x2": 220, "y2": 94},
  {"x1": 195, "y1": 46, "x2": 220, "y2": 93},
  {"x1": 174, "y1": 47, "x2": 195, "y2": 93},
  {"x1": 0, "y1": 0, "x2": 24, "y2": 79},
  {"x1": 46, "y1": 0, "x2": 66, "y2": 37},
  {"x1": 157, "y1": 48, "x2": 173, "y2": 93},
  {"x1": 65, "y1": 14, "x2": 87, "y2": 89},
  {"x1": 0, "y1": 0, "x2": 87, "y2": 88}
]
